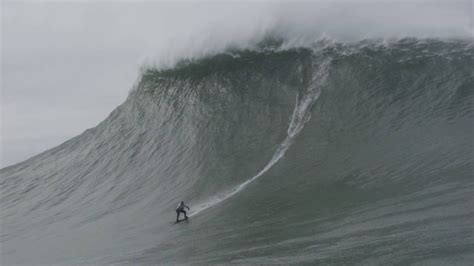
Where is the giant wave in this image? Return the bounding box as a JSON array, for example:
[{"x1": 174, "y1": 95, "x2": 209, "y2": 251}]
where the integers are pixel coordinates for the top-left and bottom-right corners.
[{"x1": 1, "y1": 38, "x2": 473, "y2": 264}]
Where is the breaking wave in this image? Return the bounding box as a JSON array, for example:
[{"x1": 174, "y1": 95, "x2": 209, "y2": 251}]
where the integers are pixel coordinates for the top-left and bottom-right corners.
[{"x1": 1, "y1": 38, "x2": 473, "y2": 265}]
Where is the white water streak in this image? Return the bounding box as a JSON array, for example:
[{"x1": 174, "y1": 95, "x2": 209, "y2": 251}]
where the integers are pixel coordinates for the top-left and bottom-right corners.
[{"x1": 189, "y1": 59, "x2": 330, "y2": 217}]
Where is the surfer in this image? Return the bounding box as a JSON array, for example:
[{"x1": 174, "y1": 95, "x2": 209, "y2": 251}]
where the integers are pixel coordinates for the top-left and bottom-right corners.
[{"x1": 176, "y1": 201, "x2": 190, "y2": 222}]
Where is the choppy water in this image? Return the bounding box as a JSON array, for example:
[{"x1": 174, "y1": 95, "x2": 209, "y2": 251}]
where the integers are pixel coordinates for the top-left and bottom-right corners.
[{"x1": 1, "y1": 38, "x2": 473, "y2": 265}]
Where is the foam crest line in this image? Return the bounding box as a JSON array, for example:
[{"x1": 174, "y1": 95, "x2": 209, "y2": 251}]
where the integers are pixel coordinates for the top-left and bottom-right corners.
[{"x1": 189, "y1": 59, "x2": 330, "y2": 217}]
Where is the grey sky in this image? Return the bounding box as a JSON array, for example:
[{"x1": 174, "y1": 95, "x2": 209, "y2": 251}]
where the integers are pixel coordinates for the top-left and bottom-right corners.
[{"x1": 1, "y1": 0, "x2": 472, "y2": 168}]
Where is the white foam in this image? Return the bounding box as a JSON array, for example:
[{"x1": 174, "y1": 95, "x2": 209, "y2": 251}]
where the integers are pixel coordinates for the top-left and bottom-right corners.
[{"x1": 189, "y1": 59, "x2": 330, "y2": 217}]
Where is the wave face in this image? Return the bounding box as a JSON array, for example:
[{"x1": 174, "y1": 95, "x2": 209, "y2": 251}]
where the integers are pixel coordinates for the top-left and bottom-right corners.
[{"x1": 1, "y1": 39, "x2": 474, "y2": 265}]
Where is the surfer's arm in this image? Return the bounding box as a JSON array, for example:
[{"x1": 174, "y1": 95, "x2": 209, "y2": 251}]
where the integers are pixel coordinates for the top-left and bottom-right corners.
[{"x1": 185, "y1": 205, "x2": 190, "y2": 210}]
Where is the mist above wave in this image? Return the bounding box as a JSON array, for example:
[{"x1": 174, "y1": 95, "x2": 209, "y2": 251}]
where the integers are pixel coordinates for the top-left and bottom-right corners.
[{"x1": 139, "y1": 0, "x2": 471, "y2": 69}]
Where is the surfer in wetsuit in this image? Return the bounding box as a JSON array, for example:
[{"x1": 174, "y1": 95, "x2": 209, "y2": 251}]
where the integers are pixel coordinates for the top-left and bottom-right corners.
[{"x1": 176, "y1": 201, "x2": 190, "y2": 222}]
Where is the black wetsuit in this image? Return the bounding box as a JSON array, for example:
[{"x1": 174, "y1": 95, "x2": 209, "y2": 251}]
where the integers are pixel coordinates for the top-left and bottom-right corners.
[{"x1": 176, "y1": 203, "x2": 190, "y2": 221}]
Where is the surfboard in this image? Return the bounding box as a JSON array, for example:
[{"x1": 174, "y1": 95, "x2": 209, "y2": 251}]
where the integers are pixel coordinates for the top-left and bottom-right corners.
[{"x1": 174, "y1": 218, "x2": 189, "y2": 224}]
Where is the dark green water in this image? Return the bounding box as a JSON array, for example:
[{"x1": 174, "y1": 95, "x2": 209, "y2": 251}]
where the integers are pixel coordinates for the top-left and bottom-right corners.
[{"x1": 1, "y1": 39, "x2": 473, "y2": 265}]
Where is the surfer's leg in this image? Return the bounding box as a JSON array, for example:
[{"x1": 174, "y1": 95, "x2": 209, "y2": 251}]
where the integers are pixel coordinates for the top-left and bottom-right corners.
[
  {"x1": 183, "y1": 210, "x2": 188, "y2": 219},
  {"x1": 176, "y1": 211, "x2": 180, "y2": 222}
]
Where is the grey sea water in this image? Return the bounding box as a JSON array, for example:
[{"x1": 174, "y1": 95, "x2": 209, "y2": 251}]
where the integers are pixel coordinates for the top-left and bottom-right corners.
[{"x1": 1, "y1": 39, "x2": 473, "y2": 265}]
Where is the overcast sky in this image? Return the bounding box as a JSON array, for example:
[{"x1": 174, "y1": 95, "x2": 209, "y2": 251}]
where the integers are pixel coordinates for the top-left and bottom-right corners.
[{"x1": 1, "y1": 0, "x2": 472, "y2": 168}]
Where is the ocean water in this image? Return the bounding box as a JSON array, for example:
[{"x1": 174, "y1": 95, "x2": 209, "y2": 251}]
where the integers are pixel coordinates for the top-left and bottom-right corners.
[{"x1": 1, "y1": 39, "x2": 473, "y2": 265}]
